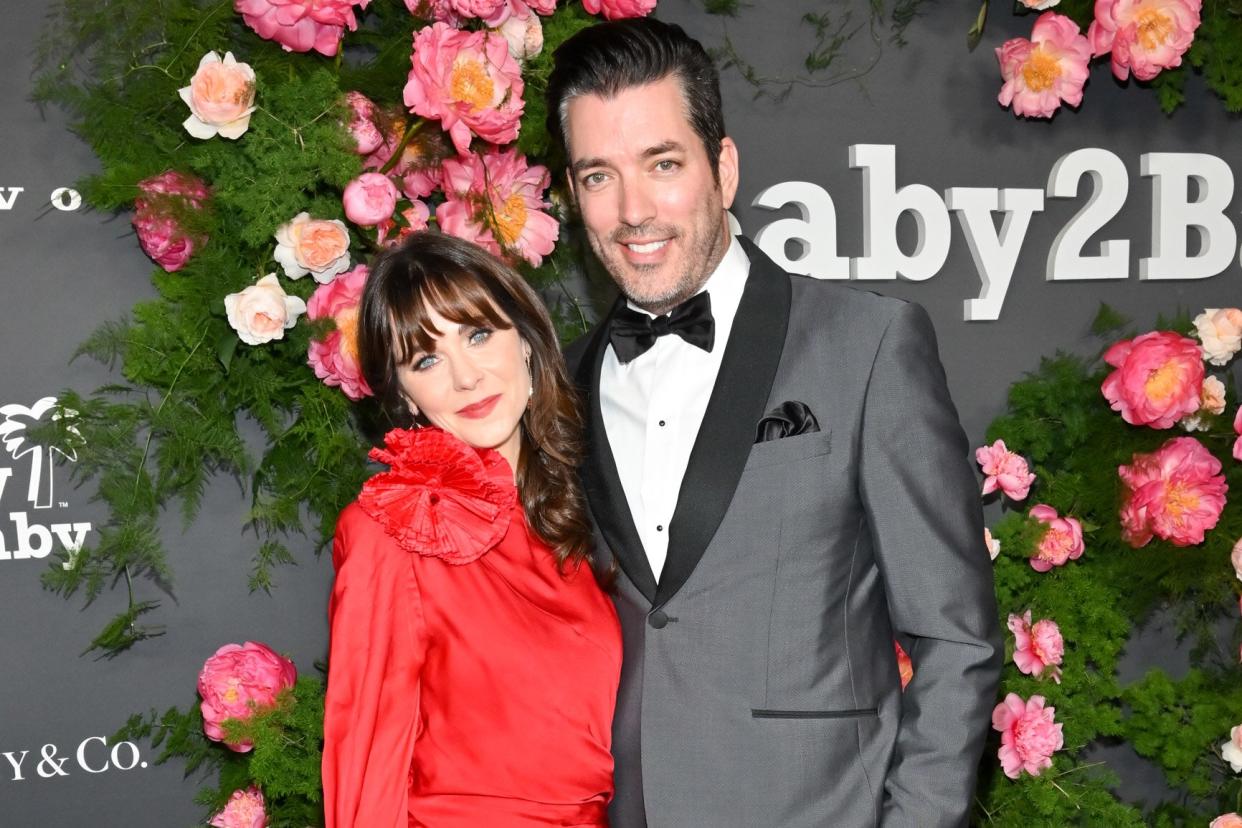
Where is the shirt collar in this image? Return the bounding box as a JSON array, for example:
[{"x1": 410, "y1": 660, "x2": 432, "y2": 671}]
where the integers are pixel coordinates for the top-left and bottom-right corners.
[{"x1": 623, "y1": 231, "x2": 751, "y2": 336}]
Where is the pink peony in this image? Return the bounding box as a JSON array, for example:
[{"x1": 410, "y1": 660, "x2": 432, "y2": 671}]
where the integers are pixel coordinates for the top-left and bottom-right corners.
[
  {"x1": 405, "y1": 0, "x2": 462, "y2": 24},
  {"x1": 1194, "y1": 308, "x2": 1242, "y2": 366},
  {"x1": 1028, "y1": 504, "x2": 1084, "y2": 572},
  {"x1": 1101, "y1": 331, "x2": 1205, "y2": 429},
  {"x1": 361, "y1": 116, "x2": 453, "y2": 200},
  {"x1": 1008, "y1": 610, "x2": 1064, "y2": 682},
  {"x1": 210, "y1": 786, "x2": 268, "y2": 828},
  {"x1": 132, "y1": 171, "x2": 211, "y2": 272},
  {"x1": 403, "y1": 22, "x2": 525, "y2": 154},
  {"x1": 198, "y1": 641, "x2": 296, "y2": 751},
  {"x1": 377, "y1": 201, "x2": 431, "y2": 248},
  {"x1": 976, "y1": 439, "x2": 1036, "y2": 501},
  {"x1": 179, "y1": 52, "x2": 256, "y2": 140},
  {"x1": 437, "y1": 147, "x2": 558, "y2": 267},
  {"x1": 307, "y1": 265, "x2": 372, "y2": 400},
  {"x1": 1212, "y1": 816, "x2": 1242, "y2": 828},
  {"x1": 997, "y1": 13, "x2": 1092, "y2": 119},
  {"x1": 992, "y1": 693, "x2": 1064, "y2": 778},
  {"x1": 344, "y1": 91, "x2": 385, "y2": 155},
  {"x1": 235, "y1": 0, "x2": 370, "y2": 57},
  {"x1": 583, "y1": 0, "x2": 656, "y2": 19},
  {"x1": 1088, "y1": 0, "x2": 1201, "y2": 82},
  {"x1": 1118, "y1": 436, "x2": 1227, "y2": 548},
  {"x1": 446, "y1": 0, "x2": 507, "y2": 21},
  {"x1": 342, "y1": 173, "x2": 399, "y2": 227},
  {"x1": 1235, "y1": 407, "x2": 1242, "y2": 461},
  {"x1": 224, "y1": 274, "x2": 308, "y2": 346}
]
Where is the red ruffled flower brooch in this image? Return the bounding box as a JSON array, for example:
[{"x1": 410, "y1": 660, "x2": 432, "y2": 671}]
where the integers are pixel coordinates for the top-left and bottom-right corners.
[{"x1": 358, "y1": 427, "x2": 517, "y2": 563}]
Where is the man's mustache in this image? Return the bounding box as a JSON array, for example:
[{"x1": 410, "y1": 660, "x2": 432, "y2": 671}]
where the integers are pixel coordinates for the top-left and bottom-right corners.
[{"x1": 610, "y1": 224, "x2": 679, "y2": 245}]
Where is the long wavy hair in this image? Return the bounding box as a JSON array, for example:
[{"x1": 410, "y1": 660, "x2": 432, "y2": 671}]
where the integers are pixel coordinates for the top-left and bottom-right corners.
[{"x1": 356, "y1": 231, "x2": 593, "y2": 570}]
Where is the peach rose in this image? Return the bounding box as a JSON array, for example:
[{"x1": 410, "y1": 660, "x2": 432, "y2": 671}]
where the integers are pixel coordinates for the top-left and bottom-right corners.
[
  {"x1": 1194, "y1": 308, "x2": 1242, "y2": 366},
  {"x1": 498, "y1": 11, "x2": 543, "y2": 61},
  {"x1": 179, "y1": 52, "x2": 257, "y2": 140},
  {"x1": 273, "y1": 212, "x2": 351, "y2": 283},
  {"x1": 1212, "y1": 815, "x2": 1242, "y2": 828},
  {"x1": 1222, "y1": 725, "x2": 1242, "y2": 773},
  {"x1": 1180, "y1": 375, "x2": 1227, "y2": 431},
  {"x1": 224, "y1": 274, "x2": 307, "y2": 346},
  {"x1": 1232, "y1": 538, "x2": 1242, "y2": 581}
]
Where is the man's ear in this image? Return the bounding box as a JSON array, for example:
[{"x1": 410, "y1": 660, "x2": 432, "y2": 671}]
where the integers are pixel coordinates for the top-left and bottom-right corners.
[{"x1": 718, "y1": 137, "x2": 740, "y2": 210}]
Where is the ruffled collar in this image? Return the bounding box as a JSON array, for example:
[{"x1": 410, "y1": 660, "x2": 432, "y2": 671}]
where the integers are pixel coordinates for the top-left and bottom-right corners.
[{"x1": 357, "y1": 427, "x2": 518, "y2": 564}]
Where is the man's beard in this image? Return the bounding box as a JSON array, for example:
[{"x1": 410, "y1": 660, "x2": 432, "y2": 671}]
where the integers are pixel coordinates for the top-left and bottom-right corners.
[{"x1": 600, "y1": 213, "x2": 727, "y2": 316}]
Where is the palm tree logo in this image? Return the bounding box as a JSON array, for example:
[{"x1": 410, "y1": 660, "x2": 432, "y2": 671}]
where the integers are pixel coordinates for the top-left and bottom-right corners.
[{"x1": 0, "y1": 396, "x2": 82, "y2": 509}]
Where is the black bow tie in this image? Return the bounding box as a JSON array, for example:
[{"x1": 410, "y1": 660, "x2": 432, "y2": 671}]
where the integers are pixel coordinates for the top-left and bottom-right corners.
[{"x1": 609, "y1": 292, "x2": 715, "y2": 364}]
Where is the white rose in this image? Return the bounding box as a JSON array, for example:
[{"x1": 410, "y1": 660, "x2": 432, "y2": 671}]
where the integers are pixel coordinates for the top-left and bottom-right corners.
[
  {"x1": 224, "y1": 274, "x2": 307, "y2": 345},
  {"x1": 1193, "y1": 308, "x2": 1242, "y2": 366},
  {"x1": 1223, "y1": 725, "x2": 1242, "y2": 773}
]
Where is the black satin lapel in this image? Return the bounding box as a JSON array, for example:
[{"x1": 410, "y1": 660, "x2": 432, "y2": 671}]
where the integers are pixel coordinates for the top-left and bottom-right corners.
[
  {"x1": 576, "y1": 302, "x2": 659, "y2": 603},
  {"x1": 655, "y1": 238, "x2": 792, "y2": 607}
]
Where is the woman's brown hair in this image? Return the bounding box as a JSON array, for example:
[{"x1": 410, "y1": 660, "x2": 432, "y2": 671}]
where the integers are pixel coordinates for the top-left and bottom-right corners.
[{"x1": 357, "y1": 231, "x2": 593, "y2": 569}]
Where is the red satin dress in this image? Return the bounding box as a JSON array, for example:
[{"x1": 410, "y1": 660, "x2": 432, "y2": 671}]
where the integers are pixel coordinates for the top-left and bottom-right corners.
[{"x1": 322, "y1": 428, "x2": 621, "y2": 828}]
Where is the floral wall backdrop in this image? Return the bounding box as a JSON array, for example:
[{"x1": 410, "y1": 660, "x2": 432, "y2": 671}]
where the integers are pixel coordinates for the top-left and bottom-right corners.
[{"x1": 1, "y1": 0, "x2": 1241, "y2": 824}]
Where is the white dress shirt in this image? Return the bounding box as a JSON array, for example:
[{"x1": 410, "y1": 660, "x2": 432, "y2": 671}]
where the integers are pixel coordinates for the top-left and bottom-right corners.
[{"x1": 599, "y1": 236, "x2": 751, "y2": 580}]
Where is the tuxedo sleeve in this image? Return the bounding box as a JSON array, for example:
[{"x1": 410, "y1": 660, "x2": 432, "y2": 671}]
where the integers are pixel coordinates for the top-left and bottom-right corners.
[
  {"x1": 323, "y1": 503, "x2": 426, "y2": 828},
  {"x1": 857, "y1": 301, "x2": 1002, "y2": 828}
]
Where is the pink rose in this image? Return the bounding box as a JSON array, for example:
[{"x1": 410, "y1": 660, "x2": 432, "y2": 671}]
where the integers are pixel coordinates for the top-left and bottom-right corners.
[
  {"x1": 1088, "y1": 0, "x2": 1201, "y2": 81},
  {"x1": 985, "y1": 527, "x2": 1001, "y2": 560},
  {"x1": 210, "y1": 786, "x2": 268, "y2": 828},
  {"x1": 437, "y1": 147, "x2": 558, "y2": 267},
  {"x1": 307, "y1": 265, "x2": 372, "y2": 400},
  {"x1": 1101, "y1": 331, "x2": 1205, "y2": 429},
  {"x1": 1212, "y1": 815, "x2": 1242, "y2": 828},
  {"x1": 377, "y1": 201, "x2": 431, "y2": 248},
  {"x1": 344, "y1": 92, "x2": 385, "y2": 155},
  {"x1": 235, "y1": 0, "x2": 370, "y2": 57},
  {"x1": 1234, "y1": 407, "x2": 1242, "y2": 461},
  {"x1": 342, "y1": 173, "x2": 399, "y2": 227},
  {"x1": 1222, "y1": 725, "x2": 1242, "y2": 773},
  {"x1": 975, "y1": 439, "x2": 1036, "y2": 501},
  {"x1": 583, "y1": 0, "x2": 656, "y2": 19},
  {"x1": 132, "y1": 171, "x2": 211, "y2": 272},
  {"x1": 1194, "y1": 308, "x2": 1242, "y2": 366},
  {"x1": 198, "y1": 641, "x2": 296, "y2": 751},
  {"x1": 1008, "y1": 610, "x2": 1064, "y2": 682},
  {"x1": 179, "y1": 52, "x2": 256, "y2": 140},
  {"x1": 224, "y1": 274, "x2": 308, "y2": 346},
  {"x1": 1028, "y1": 503, "x2": 1084, "y2": 572},
  {"x1": 996, "y1": 13, "x2": 1092, "y2": 119},
  {"x1": 273, "y1": 212, "x2": 352, "y2": 283},
  {"x1": 992, "y1": 693, "x2": 1064, "y2": 778},
  {"x1": 498, "y1": 11, "x2": 543, "y2": 61},
  {"x1": 1118, "y1": 436, "x2": 1227, "y2": 548},
  {"x1": 403, "y1": 22, "x2": 525, "y2": 154}
]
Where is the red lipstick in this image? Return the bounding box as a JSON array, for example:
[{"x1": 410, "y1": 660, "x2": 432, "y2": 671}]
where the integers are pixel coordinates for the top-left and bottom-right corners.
[{"x1": 457, "y1": 394, "x2": 500, "y2": 419}]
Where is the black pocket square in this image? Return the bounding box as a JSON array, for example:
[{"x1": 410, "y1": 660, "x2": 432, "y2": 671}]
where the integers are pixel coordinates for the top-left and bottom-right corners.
[{"x1": 755, "y1": 401, "x2": 820, "y2": 443}]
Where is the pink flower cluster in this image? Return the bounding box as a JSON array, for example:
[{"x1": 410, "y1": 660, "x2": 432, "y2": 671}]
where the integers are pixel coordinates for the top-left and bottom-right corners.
[
  {"x1": 438, "y1": 147, "x2": 558, "y2": 266},
  {"x1": 198, "y1": 641, "x2": 296, "y2": 752},
  {"x1": 132, "y1": 170, "x2": 211, "y2": 272},
  {"x1": 307, "y1": 265, "x2": 373, "y2": 401},
  {"x1": 583, "y1": 0, "x2": 657, "y2": 19},
  {"x1": 1008, "y1": 610, "x2": 1064, "y2": 682},
  {"x1": 992, "y1": 693, "x2": 1063, "y2": 778},
  {"x1": 210, "y1": 786, "x2": 268, "y2": 828},
  {"x1": 403, "y1": 22, "x2": 525, "y2": 154},
  {"x1": 996, "y1": 13, "x2": 1092, "y2": 119},
  {"x1": 235, "y1": 0, "x2": 370, "y2": 57},
  {"x1": 1088, "y1": 0, "x2": 1201, "y2": 82},
  {"x1": 976, "y1": 439, "x2": 1036, "y2": 501},
  {"x1": 1029, "y1": 504, "x2": 1084, "y2": 571},
  {"x1": 1118, "y1": 436, "x2": 1227, "y2": 548},
  {"x1": 1101, "y1": 331, "x2": 1204, "y2": 429}
]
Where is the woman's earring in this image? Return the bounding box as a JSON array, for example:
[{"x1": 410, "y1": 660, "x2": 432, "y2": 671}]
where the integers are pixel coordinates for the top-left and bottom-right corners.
[{"x1": 525, "y1": 353, "x2": 533, "y2": 397}]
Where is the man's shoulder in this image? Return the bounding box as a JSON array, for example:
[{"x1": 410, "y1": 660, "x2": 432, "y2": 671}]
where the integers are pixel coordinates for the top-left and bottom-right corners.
[{"x1": 783, "y1": 271, "x2": 910, "y2": 328}]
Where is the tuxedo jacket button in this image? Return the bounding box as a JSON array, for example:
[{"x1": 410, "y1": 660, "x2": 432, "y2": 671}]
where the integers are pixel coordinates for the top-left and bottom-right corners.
[{"x1": 647, "y1": 609, "x2": 669, "y2": 629}]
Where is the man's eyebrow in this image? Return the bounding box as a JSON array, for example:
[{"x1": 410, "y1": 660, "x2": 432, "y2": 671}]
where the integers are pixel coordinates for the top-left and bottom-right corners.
[{"x1": 570, "y1": 141, "x2": 687, "y2": 176}]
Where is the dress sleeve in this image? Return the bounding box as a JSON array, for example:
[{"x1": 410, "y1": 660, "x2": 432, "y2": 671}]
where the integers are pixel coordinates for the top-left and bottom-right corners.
[{"x1": 323, "y1": 503, "x2": 427, "y2": 828}]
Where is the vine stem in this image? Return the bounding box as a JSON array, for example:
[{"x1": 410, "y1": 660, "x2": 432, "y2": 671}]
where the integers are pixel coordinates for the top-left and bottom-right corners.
[
  {"x1": 379, "y1": 118, "x2": 428, "y2": 174},
  {"x1": 132, "y1": 326, "x2": 208, "y2": 501}
]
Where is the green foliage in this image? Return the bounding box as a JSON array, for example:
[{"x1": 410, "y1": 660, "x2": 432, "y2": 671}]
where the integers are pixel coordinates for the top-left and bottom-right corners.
[{"x1": 974, "y1": 312, "x2": 1242, "y2": 824}]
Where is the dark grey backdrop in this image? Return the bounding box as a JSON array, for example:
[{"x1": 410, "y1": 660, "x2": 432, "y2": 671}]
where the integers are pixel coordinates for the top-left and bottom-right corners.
[{"x1": 2, "y1": 1, "x2": 1238, "y2": 824}]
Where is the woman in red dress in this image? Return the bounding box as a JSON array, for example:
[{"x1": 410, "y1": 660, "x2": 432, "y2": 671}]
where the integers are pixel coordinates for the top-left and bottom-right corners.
[{"x1": 322, "y1": 232, "x2": 621, "y2": 828}]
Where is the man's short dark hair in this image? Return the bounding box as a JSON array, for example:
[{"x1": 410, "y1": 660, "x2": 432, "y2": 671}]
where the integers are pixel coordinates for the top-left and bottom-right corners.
[{"x1": 546, "y1": 18, "x2": 726, "y2": 177}]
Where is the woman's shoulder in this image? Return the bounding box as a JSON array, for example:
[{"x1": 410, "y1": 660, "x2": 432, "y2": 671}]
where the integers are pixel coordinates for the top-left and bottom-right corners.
[{"x1": 349, "y1": 426, "x2": 519, "y2": 565}]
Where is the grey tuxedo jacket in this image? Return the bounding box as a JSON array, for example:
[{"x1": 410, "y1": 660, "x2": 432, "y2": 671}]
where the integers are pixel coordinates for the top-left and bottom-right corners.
[{"x1": 567, "y1": 237, "x2": 1002, "y2": 828}]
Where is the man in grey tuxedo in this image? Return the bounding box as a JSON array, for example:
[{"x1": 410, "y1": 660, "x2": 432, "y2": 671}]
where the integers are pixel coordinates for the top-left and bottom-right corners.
[{"x1": 548, "y1": 18, "x2": 1002, "y2": 828}]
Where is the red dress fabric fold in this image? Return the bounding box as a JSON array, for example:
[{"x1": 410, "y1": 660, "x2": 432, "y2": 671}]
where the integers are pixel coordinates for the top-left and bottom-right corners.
[{"x1": 323, "y1": 428, "x2": 621, "y2": 827}]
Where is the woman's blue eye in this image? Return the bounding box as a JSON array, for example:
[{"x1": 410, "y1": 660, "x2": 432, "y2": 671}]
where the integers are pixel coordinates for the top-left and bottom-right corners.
[
  {"x1": 469, "y1": 327, "x2": 492, "y2": 344},
  {"x1": 413, "y1": 354, "x2": 438, "y2": 371}
]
